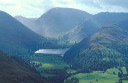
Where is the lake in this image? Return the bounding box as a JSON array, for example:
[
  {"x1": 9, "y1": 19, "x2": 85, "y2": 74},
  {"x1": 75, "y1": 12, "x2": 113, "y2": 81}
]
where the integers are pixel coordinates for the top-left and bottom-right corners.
[{"x1": 35, "y1": 48, "x2": 69, "y2": 56}]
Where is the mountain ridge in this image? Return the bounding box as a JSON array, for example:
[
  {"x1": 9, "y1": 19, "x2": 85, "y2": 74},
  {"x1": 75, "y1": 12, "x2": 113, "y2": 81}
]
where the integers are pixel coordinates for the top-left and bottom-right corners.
[
  {"x1": 15, "y1": 7, "x2": 92, "y2": 38},
  {"x1": 0, "y1": 10, "x2": 47, "y2": 55},
  {"x1": 63, "y1": 23, "x2": 128, "y2": 71}
]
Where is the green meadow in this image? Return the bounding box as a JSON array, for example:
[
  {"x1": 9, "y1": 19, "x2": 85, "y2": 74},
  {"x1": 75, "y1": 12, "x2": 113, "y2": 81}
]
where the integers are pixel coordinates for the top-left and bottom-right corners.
[
  {"x1": 65, "y1": 67, "x2": 128, "y2": 83},
  {"x1": 33, "y1": 53, "x2": 69, "y2": 69},
  {"x1": 31, "y1": 53, "x2": 69, "y2": 77}
]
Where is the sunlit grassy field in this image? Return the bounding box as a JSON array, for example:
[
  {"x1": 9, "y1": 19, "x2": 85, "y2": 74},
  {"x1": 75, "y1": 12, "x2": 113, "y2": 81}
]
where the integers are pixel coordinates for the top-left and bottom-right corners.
[
  {"x1": 31, "y1": 53, "x2": 69, "y2": 77},
  {"x1": 33, "y1": 53, "x2": 69, "y2": 70},
  {"x1": 66, "y1": 67, "x2": 128, "y2": 83}
]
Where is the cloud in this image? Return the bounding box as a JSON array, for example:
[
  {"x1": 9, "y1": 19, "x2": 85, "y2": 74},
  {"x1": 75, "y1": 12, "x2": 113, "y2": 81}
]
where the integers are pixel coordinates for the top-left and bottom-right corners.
[
  {"x1": 101, "y1": 0, "x2": 128, "y2": 8},
  {"x1": 0, "y1": 0, "x2": 128, "y2": 17},
  {"x1": 94, "y1": 0, "x2": 128, "y2": 12}
]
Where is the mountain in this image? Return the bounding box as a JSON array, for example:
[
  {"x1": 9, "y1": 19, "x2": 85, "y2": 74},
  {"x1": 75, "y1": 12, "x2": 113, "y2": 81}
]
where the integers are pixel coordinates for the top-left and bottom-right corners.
[
  {"x1": 63, "y1": 23, "x2": 128, "y2": 71},
  {"x1": 62, "y1": 12, "x2": 128, "y2": 42},
  {"x1": 15, "y1": 7, "x2": 92, "y2": 38},
  {"x1": 37, "y1": 7, "x2": 92, "y2": 37},
  {"x1": 15, "y1": 9, "x2": 128, "y2": 42},
  {"x1": 94, "y1": 12, "x2": 128, "y2": 26},
  {"x1": 62, "y1": 19, "x2": 100, "y2": 41},
  {"x1": 15, "y1": 16, "x2": 38, "y2": 33},
  {"x1": 0, "y1": 11, "x2": 47, "y2": 55},
  {"x1": 0, "y1": 51, "x2": 48, "y2": 83}
]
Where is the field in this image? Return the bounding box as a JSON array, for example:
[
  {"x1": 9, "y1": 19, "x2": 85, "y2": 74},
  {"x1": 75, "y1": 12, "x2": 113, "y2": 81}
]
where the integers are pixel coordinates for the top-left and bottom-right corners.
[
  {"x1": 33, "y1": 53, "x2": 69, "y2": 69},
  {"x1": 30, "y1": 53, "x2": 128, "y2": 83},
  {"x1": 30, "y1": 53, "x2": 70, "y2": 77},
  {"x1": 65, "y1": 67, "x2": 128, "y2": 83}
]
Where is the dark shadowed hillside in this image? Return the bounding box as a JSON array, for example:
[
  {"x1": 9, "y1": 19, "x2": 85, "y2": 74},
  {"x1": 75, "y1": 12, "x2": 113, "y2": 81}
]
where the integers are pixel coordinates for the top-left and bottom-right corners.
[
  {"x1": 0, "y1": 11, "x2": 47, "y2": 55},
  {"x1": 0, "y1": 52, "x2": 48, "y2": 83}
]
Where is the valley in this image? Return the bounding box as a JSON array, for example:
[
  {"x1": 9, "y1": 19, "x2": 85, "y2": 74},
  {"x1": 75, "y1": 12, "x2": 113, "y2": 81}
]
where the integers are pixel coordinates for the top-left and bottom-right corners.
[
  {"x1": 31, "y1": 53, "x2": 69, "y2": 83},
  {"x1": 1, "y1": 6, "x2": 128, "y2": 83},
  {"x1": 27, "y1": 47, "x2": 128, "y2": 83}
]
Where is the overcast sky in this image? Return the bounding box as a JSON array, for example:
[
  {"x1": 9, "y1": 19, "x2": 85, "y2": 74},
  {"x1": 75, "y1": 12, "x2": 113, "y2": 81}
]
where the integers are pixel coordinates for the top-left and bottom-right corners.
[{"x1": 0, "y1": 0, "x2": 128, "y2": 17}]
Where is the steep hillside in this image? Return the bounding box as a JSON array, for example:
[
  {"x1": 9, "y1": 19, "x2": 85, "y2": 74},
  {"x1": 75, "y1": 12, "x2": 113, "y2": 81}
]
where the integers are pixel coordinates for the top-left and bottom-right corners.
[
  {"x1": 0, "y1": 11, "x2": 46, "y2": 55},
  {"x1": 94, "y1": 12, "x2": 128, "y2": 26},
  {"x1": 15, "y1": 16, "x2": 38, "y2": 33},
  {"x1": 62, "y1": 19, "x2": 100, "y2": 41},
  {"x1": 15, "y1": 10, "x2": 128, "y2": 41},
  {"x1": 37, "y1": 7, "x2": 92, "y2": 37},
  {"x1": 16, "y1": 7, "x2": 92, "y2": 38},
  {"x1": 0, "y1": 52, "x2": 48, "y2": 83},
  {"x1": 63, "y1": 24, "x2": 128, "y2": 71},
  {"x1": 62, "y1": 12, "x2": 128, "y2": 42}
]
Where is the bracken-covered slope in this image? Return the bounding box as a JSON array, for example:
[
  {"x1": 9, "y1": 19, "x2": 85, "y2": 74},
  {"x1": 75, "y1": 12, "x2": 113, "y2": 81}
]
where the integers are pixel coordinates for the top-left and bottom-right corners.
[
  {"x1": 0, "y1": 11, "x2": 47, "y2": 55},
  {"x1": 63, "y1": 23, "x2": 128, "y2": 71},
  {"x1": 0, "y1": 52, "x2": 48, "y2": 83}
]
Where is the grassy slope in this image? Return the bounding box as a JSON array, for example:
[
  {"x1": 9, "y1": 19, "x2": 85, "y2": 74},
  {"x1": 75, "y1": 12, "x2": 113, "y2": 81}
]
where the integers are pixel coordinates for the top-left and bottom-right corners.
[
  {"x1": 64, "y1": 25, "x2": 128, "y2": 71},
  {"x1": 0, "y1": 11, "x2": 47, "y2": 55}
]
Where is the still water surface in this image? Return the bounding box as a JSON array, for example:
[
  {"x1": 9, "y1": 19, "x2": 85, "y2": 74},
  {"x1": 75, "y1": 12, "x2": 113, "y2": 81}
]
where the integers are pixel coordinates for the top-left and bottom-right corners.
[{"x1": 35, "y1": 48, "x2": 69, "y2": 55}]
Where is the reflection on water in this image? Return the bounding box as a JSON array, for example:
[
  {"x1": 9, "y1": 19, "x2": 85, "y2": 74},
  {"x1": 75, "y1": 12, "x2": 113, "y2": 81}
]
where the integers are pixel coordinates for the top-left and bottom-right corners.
[{"x1": 35, "y1": 48, "x2": 69, "y2": 55}]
